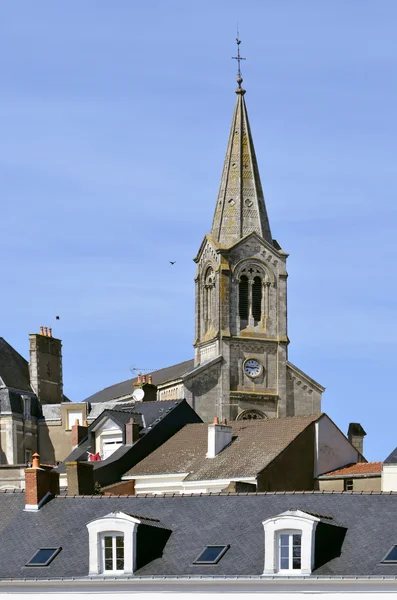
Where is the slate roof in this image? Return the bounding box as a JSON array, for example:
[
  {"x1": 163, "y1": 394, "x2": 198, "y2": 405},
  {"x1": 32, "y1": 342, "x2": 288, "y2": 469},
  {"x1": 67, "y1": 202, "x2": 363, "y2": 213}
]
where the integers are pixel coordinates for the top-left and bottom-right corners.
[
  {"x1": 125, "y1": 414, "x2": 321, "y2": 480},
  {"x1": 0, "y1": 338, "x2": 32, "y2": 392},
  {"x1": 2, "y1": 491, "x2": 397, "y2": 578},
  {"x1": 83, "y1": 359, "x2": 194, "y2": 403},
  {"x1": 385, "y1": 446, "x2": 397, "y2": 464},
  {"x1": 320, "y1": 462, "x2": 382, "y2": 478}
]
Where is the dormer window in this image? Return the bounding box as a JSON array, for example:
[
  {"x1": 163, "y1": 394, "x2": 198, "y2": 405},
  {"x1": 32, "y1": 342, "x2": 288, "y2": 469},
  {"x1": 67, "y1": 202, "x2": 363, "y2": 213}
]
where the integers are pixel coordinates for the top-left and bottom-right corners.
[
  {"x1": 262, "y1": 510, "x2": 318, "y2": 576},
  {"x1": 262, "y1": 509, "x2": 346, "y2": 576},
  {"x1": 87, "y1": 511, "x2": 171, "y2": 576}
]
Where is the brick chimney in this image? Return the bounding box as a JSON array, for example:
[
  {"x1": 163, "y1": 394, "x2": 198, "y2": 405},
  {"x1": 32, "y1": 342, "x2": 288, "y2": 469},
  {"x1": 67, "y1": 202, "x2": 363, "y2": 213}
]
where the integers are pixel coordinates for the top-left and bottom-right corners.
[
  {"x1": 66, "y1": 461, "x2": 95, "y2": 495},
  {"x1": 125, "y1": 418, "x2": 140, "y2": 445},
  {"x1": 71, "y1": 419, "x2": 89, "y2": 448},
  {"x1": 29, "y1": 327, "x2": 63, "y2": 404},
  {"x1": 207, "y1": 417, "x2": 233, "y2": 458},
  {"x1": 348, "y1": 423, "x2": 367, "y2": 456},
  {"x1": 25, "y1": 453, "x2": 60, "y2": 510}
]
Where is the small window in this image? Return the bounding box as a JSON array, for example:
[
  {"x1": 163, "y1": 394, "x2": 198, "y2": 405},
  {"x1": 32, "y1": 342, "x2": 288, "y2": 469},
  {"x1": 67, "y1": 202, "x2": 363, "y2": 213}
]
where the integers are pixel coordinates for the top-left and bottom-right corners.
[
  {"x1": 102, "y1": 533, "x2": 124, "y2": 573},
  {"x1": 279, "y1": 533, "x2": 301, "y2": 571},
  {"x1": 382, "y1": 545, "x2": 397, "y2": 563},
  {"x1": 26, "y1": 547, "x2": 61, "y2": 567},
  {"x1": 67, "y1": 410, "x2": 83, "y2": 431},
  {"x1": 344, "y1": 479, "x2": 353, "y2": 491},
  {"x1": 193, "y1": 545, "x2": 230, "y2": 564}
]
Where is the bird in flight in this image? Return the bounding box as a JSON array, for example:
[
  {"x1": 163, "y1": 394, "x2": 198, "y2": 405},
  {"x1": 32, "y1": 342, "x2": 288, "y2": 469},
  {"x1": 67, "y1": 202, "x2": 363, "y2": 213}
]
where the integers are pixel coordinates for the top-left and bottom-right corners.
[
  {"x1": 56, "y1": 316, "x2": 60, "y2": 320},
  {"x1": 169, "y1": 261, "x2": 176, "y2": 265}
]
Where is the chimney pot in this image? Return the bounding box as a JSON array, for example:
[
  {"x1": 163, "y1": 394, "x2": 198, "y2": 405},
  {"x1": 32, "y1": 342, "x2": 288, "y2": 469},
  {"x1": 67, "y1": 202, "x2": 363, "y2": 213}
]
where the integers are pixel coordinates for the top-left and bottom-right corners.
[
  {"x1": 48, "y1": 327, "x2": 52, "y2": 337},
  {"x1": 39, "y1": 326, "x2": 44, "y2": 335},
  {"x1": 148, "y1": 375, "x2": 153, "y2": 385},
  {"x1": 43, "y1": 326, "x2": 48, "y2": 336},
  {"x1": 137, "y1": 374, "x2": 141, "y2": 384},
  {"x1": 213, "y1": 416, "x2": 219, "y2": 424},
  {"x1": 142, "y1": 374, "x2": 147, "y2": 384},
  {"x1": 32, "y1": 453, "x2": 40, "y2": 469}
]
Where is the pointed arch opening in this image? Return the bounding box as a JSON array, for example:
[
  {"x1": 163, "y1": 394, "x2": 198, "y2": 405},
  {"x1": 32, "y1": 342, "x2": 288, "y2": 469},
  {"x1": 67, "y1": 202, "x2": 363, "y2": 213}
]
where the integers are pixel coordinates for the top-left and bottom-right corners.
[
  {"x1": 239, "y1": 275, "x2": 249, "y2": 325},
  {"x1": 204, "y1": 267, "x2": 215, "y2": 333},
  {"x1": 252, "y1": 276, "x2": 262, "y2": 324}
]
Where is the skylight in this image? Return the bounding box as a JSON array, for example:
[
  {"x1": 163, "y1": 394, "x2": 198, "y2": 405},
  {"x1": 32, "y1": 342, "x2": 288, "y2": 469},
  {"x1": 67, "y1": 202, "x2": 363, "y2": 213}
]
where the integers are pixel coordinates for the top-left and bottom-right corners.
[
  {"x1": 25, "y1": 547, "x2": 62, "y2": 567},
  {"x1": 382, "y1": 546, "x2": 397, "y2": 563},
  {"x1": 193, "y1": 545, "x2": 229, "y2": 564}
]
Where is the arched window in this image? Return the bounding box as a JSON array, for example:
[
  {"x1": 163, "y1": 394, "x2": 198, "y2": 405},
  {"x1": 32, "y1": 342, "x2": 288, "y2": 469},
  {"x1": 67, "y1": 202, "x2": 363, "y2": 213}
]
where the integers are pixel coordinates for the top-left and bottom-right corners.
[
  {"x1": 237, "y1": 409, "x2": 268, "y2": 421},
  {"x1": 252, "y1": 276, "x2": 262, "y2": 322},
  {"x1": 204, "y1": 267, "x2": 215, "y2": 332},
  {"x1": 239, "y1": 275, "x2": 249, "y2": 321}
]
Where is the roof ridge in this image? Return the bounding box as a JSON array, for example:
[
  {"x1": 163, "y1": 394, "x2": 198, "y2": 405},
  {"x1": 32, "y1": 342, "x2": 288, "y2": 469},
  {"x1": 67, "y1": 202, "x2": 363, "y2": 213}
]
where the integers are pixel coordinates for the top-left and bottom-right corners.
[{"x1": 54, "y1": 490, "x2": 397, "y2": 499}]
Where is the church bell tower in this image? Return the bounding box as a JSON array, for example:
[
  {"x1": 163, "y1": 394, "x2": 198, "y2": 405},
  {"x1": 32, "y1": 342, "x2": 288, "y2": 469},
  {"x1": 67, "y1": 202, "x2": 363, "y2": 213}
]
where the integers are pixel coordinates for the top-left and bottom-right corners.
[{"x1": 185, "y1": 41, "x2": 324, "y2": 422}]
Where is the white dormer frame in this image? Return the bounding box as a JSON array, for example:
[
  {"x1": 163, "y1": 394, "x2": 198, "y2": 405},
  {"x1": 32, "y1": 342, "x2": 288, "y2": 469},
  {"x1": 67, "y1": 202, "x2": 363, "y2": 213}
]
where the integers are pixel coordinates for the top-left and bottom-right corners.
[
  {"x1": 262, "y1": 510, "x2": 319, "y2": 576},
  {"x1": 86, "y1": 511, "x2": 141, "y2": 575}
]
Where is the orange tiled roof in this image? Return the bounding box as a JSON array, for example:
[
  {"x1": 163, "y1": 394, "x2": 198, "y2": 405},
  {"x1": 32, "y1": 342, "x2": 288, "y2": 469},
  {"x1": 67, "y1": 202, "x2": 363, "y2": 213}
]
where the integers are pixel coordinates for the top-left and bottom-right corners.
[{"x1": 320, "y1": 462, "x2": 382, "y2": 477}]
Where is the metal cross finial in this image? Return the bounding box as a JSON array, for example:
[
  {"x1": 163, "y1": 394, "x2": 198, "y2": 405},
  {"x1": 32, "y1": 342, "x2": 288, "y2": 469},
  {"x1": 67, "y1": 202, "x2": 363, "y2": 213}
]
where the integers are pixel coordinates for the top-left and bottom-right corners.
[{"x1": 232, "y1": 33, "x2": 246, "y2": 88}]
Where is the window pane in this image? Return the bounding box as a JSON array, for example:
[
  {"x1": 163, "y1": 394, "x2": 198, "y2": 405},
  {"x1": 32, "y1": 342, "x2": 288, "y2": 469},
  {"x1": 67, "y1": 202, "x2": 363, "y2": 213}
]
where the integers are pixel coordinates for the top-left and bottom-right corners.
[
  {"x1": 293, "y1": 534, "x2": 301, "y2": 546},
  {"x1": 116, "y1": 558, "x2": 124, "y2": 570},
  {"x1": 280, "y1": 534, "x2": 289, "y2": 546},
  {"x1": 116, "y1": 536, "x2": 124, "y2": 549},
  {"x1": 293, "y1": 557, "x2": 301, "y2": 569},
  {"x1": 383, "y1": 546, "x2": 397, "y2": 562},
  {"x1": 280, "y1": 557, "x2": 289, "y2": 570},
  {"x1": 105, "y1": 558, "x2": 113, "y2": 570},
  {"x1": 27, "y1": 548, "x2": 60, "y2": 566},
  {"x1": 104, "y1": 536, "x2": 112, "y2": 548},
  {"x1": 194, "y1": 546, "x2": 229, "y2": 564},
  {"x1": 104, "y1": 547, "x2": 112, "y2": 559},
  {"x1": 280, "y1": 546, "x2": 289, "y2": 558}
]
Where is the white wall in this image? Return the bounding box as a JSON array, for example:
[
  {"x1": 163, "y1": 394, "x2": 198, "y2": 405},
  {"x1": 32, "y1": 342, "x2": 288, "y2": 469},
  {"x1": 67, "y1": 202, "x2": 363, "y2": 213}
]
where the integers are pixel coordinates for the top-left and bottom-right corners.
[
  {"x1": 382, "y1": 464, "x2": 397, "y2": 491},
  {"x1": 315, "y1": 416, "x2": 359, "y2": 477}
]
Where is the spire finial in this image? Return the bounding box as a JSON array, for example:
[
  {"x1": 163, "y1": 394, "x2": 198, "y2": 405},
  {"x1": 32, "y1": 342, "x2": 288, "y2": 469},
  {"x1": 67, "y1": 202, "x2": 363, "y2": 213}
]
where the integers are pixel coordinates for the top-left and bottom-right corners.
[{"x1": 232, "y1": 31, "x2": 246, "y2": 95}]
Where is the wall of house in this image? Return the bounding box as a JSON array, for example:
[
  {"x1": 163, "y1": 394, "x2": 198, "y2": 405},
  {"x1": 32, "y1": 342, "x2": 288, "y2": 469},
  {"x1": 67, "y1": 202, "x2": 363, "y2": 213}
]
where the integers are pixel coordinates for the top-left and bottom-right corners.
[
  {"x1": 286, "y1": 366, "x2": 322, "y2": 417},
  {"x1": 319, "y1": 477, "x2": 381, "y2": 492},
  {"x1": 38, "y1": 421, "x2": 73, "y2": 465},
  {"x1": 315, "y1": 416, "x2": 359, "y2": 477},
  {"x1": 257, "y1": 425, "x2": 316, "y2": 491},
  {"x1": 0, "y1": 466, "x2": 26, "y2": 489},
  {"x1": 382, "y1": 465, "x2": 397, "y2": 491}
]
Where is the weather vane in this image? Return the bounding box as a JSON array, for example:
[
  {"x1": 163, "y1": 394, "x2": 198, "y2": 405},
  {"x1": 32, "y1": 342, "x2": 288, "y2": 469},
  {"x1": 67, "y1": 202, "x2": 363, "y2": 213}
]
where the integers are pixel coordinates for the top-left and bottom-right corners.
[{"x1": 232, "y1": 31, "x2": 246, "y2": 86}]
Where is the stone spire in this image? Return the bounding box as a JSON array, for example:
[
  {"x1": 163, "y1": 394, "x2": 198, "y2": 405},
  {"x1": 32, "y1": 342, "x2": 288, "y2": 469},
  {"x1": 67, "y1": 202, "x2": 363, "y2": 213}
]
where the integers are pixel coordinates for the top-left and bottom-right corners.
[{"x1": 211, "y1": 75, "x2": 273, "y2": 247}]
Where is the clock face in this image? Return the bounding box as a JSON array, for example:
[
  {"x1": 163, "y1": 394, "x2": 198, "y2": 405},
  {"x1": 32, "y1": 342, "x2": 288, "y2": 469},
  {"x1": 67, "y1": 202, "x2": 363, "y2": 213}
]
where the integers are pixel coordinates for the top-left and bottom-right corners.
[{"x1": 244, "y1": 359, "x2": 262, "y2": 378}]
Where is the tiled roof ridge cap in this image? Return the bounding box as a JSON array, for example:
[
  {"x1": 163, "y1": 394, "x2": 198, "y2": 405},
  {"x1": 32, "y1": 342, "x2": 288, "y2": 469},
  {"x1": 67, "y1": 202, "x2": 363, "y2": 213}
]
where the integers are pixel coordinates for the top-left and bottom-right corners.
[{"x1": 55, "y1": 490, "x2": 397, "y2": 499}]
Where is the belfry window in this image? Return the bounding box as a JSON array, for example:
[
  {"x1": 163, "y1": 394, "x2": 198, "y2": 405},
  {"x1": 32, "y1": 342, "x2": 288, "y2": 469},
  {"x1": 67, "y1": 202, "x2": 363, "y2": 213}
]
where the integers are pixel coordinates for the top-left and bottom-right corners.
[
  {"x1": 252, "y1": 276, "x2": 262, "y2": 322},
  {"x1": 204, "y1": 267, "x2": 215, "y2": 332},
  {"x1": 239, "y1": 275, "x2": 249, "y2": 321},
  {"x1": 238, "y1": 267, "x2": 266, "y2": 329}
]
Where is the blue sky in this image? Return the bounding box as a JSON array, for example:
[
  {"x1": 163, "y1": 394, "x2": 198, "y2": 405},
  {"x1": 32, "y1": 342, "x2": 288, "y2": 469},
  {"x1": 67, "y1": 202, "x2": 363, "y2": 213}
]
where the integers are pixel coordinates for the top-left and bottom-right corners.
[{"x1": 1, "y1": 1, "x2": 397, "y2": 461}]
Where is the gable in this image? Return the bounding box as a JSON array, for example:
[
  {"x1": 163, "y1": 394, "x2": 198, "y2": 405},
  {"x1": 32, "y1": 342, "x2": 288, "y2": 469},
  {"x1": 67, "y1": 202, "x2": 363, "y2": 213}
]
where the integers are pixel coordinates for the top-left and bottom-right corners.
[{"x1": 0, "y1": 338, "x2": 32, "y2": 393}]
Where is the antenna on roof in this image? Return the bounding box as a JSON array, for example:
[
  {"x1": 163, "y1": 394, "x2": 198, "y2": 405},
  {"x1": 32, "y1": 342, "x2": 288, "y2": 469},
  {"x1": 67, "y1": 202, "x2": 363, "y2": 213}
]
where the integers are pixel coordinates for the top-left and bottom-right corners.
[{"x1": 132, "y1": 388, "x2": 145, "y2": 402}]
